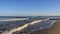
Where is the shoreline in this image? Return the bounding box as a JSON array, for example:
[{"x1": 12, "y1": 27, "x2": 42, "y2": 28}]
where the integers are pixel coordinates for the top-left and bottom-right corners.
[{"x1": 31, "y1": 20, "x2": 60, "y2": 34}]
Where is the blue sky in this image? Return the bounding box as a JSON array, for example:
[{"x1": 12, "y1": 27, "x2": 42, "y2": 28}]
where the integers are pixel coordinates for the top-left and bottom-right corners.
[{"x1": 0, "y1": 0, "x2": 60, "y2": 16}]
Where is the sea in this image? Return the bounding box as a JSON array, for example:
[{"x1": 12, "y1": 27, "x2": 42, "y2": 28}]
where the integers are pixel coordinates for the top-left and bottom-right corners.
[{"x1": 0, "y1": 16, "x2": 59, "y2": 34}]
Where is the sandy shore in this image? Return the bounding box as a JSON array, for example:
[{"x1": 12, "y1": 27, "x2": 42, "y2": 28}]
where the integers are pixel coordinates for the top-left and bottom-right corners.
[{"x1": 31, "y1": 20, "x2": 60, "y2": 34}]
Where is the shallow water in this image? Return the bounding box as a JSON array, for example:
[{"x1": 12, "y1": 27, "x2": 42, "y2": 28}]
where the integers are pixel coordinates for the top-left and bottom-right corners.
[{"x1": 0, "y1": 17, "x2": 58, "y2": 34}]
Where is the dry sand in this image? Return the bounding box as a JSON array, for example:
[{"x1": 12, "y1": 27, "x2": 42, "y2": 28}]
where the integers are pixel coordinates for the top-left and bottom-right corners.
[{"x1": 31, "y1": 20, "x2": 60, "y2": 34}]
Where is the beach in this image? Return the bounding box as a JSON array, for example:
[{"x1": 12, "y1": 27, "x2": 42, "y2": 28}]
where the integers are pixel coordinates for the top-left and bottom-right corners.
[
  {"x1": 31, "y1": 20, "x2": 60, "y2": 34},
  {"x1": 0, "y1": 17, "x2": 60, "y2": 34}
]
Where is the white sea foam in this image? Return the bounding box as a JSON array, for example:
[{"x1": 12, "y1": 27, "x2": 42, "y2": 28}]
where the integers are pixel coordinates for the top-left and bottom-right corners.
[
  {"x1": 1, "y1": 19, "x2": 58, "y2": 34},
  {"x1": 2, "y1": 20, "x2": 43, "y2": 34},
  {"x1": 0, "y1": 18, "x2": 29, "y2": 22}
]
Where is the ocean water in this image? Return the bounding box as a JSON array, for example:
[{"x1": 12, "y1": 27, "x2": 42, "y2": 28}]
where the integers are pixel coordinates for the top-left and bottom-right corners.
[
  {"x1": 0, "y1": 16, "x2": 58, "y2": 34},
  {"x1": 0, "y1": 16, "x2": 30, "y2": 34}
]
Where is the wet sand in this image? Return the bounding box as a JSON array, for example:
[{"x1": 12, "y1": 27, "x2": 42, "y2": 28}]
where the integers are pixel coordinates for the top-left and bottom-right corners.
[{"x1": 31, "y1": 20, "x2": 60, "y2": 34}]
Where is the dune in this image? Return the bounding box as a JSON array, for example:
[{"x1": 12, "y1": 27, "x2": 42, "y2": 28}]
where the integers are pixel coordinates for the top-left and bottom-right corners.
[{"x1": 31, "y1": 20, "x2": 60, "y2": 34}]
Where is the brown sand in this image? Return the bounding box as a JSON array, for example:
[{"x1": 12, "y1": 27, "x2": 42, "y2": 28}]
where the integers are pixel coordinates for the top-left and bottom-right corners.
[{"x1": 31, "y1": 21, "x2": 60, "y2": 34}]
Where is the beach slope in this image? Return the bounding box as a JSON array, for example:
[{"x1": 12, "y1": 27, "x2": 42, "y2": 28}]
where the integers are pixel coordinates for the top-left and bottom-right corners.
[{"x1": 31, "y1": 21, "x2": 60, "y2": 34}]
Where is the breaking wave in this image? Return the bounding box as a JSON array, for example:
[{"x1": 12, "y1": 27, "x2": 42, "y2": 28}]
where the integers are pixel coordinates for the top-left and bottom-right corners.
[
  {"x1": 1, "y1": 20, "x2": 43, "y2": 34},
  {"x1": 0, "y1": 18, "x2": 57, "y2": 34},
  {"x1": 0, "y1": 18, "x2": 29, "y2": 22}
]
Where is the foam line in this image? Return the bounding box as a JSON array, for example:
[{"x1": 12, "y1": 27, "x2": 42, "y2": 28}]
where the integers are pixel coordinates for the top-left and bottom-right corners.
[
  {"x1": 2, "y1": 20, "x2": 43, "y2": 34},
  {"x1": 0, "y1": 18, "x2": 29, "y2": 22}
]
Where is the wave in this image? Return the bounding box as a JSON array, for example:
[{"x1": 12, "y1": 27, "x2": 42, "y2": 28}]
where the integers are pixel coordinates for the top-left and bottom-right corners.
[
  {"x1": 0, "y1": 18, "x2": 29, "y2": 22},
  {"x1": 1, "y1": 19, "x2": 58, "y2": 34},
  {"x1": 1, "y1": 20, "x2": 43, "y2": 34}
]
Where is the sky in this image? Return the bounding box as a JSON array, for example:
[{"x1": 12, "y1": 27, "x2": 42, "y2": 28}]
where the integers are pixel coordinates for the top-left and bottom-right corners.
[{"x1": 0, "y1": 0, "x2": 60, "y2": 16}]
